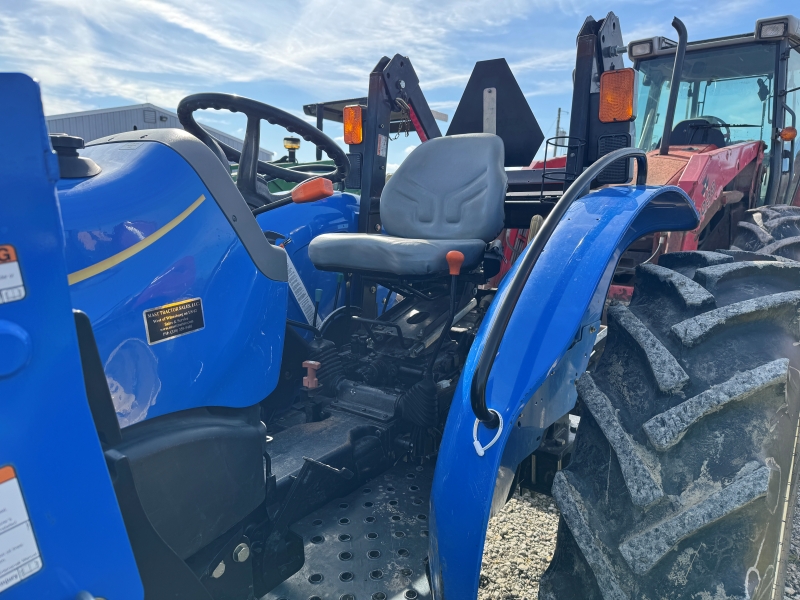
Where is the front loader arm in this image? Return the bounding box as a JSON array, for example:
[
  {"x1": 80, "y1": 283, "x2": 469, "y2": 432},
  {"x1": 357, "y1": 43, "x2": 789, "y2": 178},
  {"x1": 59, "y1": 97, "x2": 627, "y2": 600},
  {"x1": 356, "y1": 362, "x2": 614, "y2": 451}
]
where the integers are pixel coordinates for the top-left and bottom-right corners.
[{"x1": 429, "y1": 183, "x2": 699, "y2": 599}]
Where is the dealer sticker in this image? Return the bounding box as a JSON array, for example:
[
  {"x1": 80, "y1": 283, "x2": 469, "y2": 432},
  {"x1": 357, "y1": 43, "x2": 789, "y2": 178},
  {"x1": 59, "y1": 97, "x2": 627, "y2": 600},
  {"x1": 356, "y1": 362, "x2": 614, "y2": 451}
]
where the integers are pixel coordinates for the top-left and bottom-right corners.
[
  {"x1": 0, "y1": 466, "x2": 43, "y2": 593},
  {"x1": 143, "y1": 298, "x2": 205, "y2": 345},
  {"x1": 0, "y1": 245, "x2": 26, "y2": 305}
]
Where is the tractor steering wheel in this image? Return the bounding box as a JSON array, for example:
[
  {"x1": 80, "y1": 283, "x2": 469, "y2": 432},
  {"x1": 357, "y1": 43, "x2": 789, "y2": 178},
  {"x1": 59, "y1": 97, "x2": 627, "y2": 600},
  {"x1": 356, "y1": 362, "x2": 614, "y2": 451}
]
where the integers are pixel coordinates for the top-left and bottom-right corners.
[
  {"x1": 701, "y1": 116, "x2": 732, "y2": 144},
  {"x1": 177, "y1": 93, "x2": 349, "y2": 208}
]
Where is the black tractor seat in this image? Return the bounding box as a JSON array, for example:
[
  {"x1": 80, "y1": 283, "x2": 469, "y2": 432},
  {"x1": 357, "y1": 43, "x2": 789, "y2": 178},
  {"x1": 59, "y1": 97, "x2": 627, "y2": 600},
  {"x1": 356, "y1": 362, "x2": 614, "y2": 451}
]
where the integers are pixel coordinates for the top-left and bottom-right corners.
[
  {"x1": 308, "y1": 134, "x2": 507, "y2": 276},
  {"x1": 670, "y1": 118, "x2": 727, "y2": 147}
]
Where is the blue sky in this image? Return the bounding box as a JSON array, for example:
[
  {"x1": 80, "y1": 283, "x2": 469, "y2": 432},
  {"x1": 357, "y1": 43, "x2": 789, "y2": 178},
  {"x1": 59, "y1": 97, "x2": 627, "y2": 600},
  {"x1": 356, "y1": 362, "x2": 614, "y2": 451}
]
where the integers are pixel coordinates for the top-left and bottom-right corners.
[{"x1": 1, "y1": 0, "x2": 796, "y2": 170}]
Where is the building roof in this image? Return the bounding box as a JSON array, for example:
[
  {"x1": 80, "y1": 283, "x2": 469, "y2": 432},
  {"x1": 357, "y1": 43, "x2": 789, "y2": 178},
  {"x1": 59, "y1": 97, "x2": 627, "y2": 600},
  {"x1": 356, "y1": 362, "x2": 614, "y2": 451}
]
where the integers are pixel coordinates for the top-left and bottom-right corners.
[{"x1": 46, "y1": 102, "x2": 274, "y2": 161}]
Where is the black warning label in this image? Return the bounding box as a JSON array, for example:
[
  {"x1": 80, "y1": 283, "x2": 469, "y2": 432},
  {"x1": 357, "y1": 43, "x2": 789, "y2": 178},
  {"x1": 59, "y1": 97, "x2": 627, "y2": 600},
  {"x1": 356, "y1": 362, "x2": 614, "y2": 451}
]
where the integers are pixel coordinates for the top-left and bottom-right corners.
[{"x1": 143, "y1": 298, "x2": 204, "y2": 345}]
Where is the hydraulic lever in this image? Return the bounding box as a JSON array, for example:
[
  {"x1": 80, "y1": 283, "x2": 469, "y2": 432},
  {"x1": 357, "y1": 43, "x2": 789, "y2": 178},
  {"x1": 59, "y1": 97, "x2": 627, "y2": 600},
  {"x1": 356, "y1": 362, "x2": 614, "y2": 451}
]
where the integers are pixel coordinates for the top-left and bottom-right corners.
[{"x1": 427, "y1": 251, "x2": 465, "y2": 375}]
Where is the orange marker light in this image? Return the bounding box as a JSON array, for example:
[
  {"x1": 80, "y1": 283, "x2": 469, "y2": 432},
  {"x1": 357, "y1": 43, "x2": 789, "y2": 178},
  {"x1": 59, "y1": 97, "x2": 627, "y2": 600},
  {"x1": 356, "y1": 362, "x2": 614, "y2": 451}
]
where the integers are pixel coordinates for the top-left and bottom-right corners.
[
  {"x1": 292, "y1": 178, "x2": 334, "y2": 203},
  {"x1": 599, "y1": 68, "x2": 637, "y2": 124},
  {"x1": 779, "y1": 126, "x2": 797, "y2": 142},
  {"x1": 343, "y1": 105, "x2": 363, "y2": 145}
]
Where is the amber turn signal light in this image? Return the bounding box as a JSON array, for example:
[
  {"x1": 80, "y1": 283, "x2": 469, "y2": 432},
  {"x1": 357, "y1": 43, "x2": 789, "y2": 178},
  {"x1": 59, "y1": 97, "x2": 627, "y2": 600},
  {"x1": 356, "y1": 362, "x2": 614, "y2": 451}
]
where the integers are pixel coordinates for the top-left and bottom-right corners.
[
  {"x1": 292, "y1": 178, "x2": 334, "y2": 204},
  {"x1": 343, "y1": 105, "x2": 363, "y2": 145},
  {"x1": 283, "y1": 136, "x2": 301, "y2": 150},
  {"x1": 779, "y1": 126, "x2": 797, "y2": 142},
  {"x1": 599, "y1": 68, "x2": 637, "y2": 124}
]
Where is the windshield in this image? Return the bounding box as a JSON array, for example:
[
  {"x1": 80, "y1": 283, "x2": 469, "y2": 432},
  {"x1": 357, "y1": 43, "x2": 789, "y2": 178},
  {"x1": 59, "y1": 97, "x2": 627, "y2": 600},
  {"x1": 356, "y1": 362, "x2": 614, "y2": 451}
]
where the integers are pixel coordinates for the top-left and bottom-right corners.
[{"x1": 635, "y1": 43, "x2": 778, "y2": 154}]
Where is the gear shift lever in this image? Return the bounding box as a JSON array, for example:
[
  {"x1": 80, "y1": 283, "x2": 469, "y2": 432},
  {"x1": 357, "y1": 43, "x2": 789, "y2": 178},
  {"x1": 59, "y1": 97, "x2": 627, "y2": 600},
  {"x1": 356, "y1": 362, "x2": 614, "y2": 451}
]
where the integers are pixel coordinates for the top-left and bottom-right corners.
[{"x1": 427, "y1": 251, "x2": 465, "y2": 375}]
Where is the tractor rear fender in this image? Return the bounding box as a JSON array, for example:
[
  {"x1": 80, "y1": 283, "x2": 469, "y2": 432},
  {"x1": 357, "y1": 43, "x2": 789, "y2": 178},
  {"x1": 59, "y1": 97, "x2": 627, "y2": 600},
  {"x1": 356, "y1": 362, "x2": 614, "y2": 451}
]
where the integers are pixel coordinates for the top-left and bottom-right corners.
[{"x1": 429, "y1": 184, "x2": 699, "y2": 599}]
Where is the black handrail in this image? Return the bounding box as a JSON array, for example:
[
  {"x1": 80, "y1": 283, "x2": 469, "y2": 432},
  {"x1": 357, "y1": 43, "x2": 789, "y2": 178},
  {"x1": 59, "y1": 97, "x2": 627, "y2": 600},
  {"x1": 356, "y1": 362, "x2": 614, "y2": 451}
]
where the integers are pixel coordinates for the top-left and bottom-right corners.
[
  {"x1": 471, "y1": 147, "x2": 648, "y2": 428},
  {"x1": 659, "y1": 18, "x2": 689, "y2": 156}
]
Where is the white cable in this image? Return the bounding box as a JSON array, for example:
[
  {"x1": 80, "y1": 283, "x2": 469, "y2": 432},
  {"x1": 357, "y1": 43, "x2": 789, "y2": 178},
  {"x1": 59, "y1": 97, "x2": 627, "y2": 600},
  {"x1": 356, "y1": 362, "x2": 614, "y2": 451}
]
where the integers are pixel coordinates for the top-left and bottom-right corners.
[{"x1": 473, "y1": 409, "x2": 504, "y2": 457}]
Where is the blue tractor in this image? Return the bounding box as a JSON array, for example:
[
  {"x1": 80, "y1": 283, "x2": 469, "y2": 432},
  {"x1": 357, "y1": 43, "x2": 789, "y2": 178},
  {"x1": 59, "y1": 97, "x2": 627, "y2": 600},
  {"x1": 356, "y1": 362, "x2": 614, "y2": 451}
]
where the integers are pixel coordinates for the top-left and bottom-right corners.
[{"x1": 2, "y1": 12, "x2": 800, "y2": 600}]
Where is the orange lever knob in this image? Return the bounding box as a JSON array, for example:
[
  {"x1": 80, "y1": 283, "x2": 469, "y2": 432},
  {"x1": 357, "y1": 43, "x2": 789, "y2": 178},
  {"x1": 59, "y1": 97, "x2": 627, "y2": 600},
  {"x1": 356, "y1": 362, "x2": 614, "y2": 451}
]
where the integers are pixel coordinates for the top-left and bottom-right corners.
[{"x1": 446, "y1": 251, "x2": 465, "y2": 276}]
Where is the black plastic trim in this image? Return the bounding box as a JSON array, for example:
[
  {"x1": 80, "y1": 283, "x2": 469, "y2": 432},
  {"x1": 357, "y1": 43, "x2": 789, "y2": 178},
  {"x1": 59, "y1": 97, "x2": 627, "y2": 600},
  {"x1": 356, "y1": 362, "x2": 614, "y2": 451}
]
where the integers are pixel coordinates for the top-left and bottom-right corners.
[{"x1": 74, "y1": 310, "x2": 122, "y2": 447}]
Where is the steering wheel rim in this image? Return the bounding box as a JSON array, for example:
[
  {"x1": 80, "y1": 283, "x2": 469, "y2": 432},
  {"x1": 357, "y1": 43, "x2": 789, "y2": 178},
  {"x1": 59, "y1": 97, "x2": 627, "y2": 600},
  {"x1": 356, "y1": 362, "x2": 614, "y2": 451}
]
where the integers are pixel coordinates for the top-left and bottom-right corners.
[
  {"x1": 177, "y1": 93, "x2": 349, "y2": 207},
  {"x1": 700, "y1": 115, "x2": 731, "y2": 143}
]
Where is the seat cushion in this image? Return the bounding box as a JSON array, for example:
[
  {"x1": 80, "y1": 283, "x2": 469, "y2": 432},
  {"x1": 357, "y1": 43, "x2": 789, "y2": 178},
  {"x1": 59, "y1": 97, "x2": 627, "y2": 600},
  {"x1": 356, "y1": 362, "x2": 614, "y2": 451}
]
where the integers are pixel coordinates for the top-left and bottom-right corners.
[
  {"x1": 308, "y1": 233, "x2": 486, "y2": 276},
  {"x1": 670, "y1": 119, "x2": 726, "y2": 148}
]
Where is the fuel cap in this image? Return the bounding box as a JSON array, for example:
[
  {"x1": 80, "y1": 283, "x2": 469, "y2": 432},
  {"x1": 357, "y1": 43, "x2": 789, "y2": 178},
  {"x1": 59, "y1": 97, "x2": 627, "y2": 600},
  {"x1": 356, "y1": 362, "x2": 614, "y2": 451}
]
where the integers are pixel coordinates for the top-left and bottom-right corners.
[{"x1": 49, "y1": 133, "x2": 102, "y2": 178}]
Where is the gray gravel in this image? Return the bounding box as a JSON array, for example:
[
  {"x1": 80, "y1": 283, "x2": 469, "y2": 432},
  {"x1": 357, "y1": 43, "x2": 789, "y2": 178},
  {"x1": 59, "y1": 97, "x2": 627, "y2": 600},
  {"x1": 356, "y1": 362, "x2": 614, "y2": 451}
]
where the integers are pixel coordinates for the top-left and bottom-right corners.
[
  {"x1": 481, "y1": 487, "x2": 800, "y2": 599},
  {"x1": 479, "y1": 490, "x2": 559, "y2": 600}
]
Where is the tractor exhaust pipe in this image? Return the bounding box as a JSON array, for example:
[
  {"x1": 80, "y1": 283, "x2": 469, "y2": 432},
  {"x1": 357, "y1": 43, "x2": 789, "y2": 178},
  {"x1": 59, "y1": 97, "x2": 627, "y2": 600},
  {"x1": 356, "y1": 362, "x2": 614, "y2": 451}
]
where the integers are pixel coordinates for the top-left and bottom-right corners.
[{"x1": 659, "y1": 17, "x2": 688, "y2": 155}]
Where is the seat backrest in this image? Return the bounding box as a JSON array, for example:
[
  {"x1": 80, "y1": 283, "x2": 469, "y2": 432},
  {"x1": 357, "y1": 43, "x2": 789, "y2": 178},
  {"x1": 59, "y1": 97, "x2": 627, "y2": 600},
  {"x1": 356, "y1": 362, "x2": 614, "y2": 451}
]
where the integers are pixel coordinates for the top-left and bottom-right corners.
[
  {"x1": 670, "y1": 119, "x2": 726, "y2": 148},
  {"x1": 380, "y1": 133, "x2": 507, "y2": 242}
]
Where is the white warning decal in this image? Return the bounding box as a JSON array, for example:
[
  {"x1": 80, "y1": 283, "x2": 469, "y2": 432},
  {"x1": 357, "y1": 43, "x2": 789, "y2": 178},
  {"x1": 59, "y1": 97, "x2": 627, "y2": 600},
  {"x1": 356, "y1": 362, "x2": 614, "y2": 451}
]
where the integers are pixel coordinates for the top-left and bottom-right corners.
[
  {"x1": 0, "y1": 245, "x2": 26, "y2": 305},
  {"x1": 286, "y1": 254, "x2": 322, "y2": 327},
  {"x1": 0, "y1": 466, "x2": 42, "y2": 593},
  {"x1": 377, "y1": 134, "x2": 388, "y2": 158}
]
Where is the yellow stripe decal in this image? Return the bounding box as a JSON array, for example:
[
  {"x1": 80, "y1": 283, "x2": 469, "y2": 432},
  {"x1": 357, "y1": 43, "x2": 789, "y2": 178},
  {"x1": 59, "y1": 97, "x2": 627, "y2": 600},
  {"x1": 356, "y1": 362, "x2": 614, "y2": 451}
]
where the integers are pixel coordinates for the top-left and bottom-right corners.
[{"x1": 68, "y1": 194, "x2": 206, "y2": 285}]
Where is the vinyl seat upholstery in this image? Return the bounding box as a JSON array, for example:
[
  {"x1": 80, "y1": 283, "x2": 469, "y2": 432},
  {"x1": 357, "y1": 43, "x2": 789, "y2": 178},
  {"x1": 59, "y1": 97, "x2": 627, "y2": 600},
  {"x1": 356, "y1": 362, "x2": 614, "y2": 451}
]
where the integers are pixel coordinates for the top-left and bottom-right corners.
[{"x1": 308, "y1": 133, "x2": 507, "y2": 276}]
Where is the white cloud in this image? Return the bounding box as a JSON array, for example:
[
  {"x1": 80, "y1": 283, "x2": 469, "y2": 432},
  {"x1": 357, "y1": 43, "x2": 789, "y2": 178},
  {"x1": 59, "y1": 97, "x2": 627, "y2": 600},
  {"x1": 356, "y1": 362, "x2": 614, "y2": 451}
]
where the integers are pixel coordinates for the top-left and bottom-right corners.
[
  {"x1": 429, "y1": 100, "x2": 459, "y2": 111},
  {"x1": 524, "y1": 80, "x2": 575, "y2": 97},
  {"x1": 0, "y1": 0, "x2": 557, "y2": 115},
  {"x1": 1, "y1": 0, "x2": 779, "y2": 149},
  {"x1": 404, "y1": 145, "x2": 417, "y2": 155}
]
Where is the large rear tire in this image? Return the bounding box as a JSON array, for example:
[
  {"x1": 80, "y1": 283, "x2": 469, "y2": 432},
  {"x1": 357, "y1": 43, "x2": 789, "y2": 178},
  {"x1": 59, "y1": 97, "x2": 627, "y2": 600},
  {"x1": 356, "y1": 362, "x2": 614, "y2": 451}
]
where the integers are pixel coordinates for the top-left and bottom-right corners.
[
  {"x1": 732, "y1": 206, "x2": 800, "y2": 261},
  {"x1": 539, "y1": 251, "x2": 800, "y2": 599}
]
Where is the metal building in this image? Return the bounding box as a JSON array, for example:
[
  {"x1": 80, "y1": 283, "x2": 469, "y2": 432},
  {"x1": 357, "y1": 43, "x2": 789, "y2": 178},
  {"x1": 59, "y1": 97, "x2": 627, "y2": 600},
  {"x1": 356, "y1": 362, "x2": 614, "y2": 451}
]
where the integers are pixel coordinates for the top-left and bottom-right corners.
[{"x1": 46, "y1": 103, "x2": 274, "y2": 161}]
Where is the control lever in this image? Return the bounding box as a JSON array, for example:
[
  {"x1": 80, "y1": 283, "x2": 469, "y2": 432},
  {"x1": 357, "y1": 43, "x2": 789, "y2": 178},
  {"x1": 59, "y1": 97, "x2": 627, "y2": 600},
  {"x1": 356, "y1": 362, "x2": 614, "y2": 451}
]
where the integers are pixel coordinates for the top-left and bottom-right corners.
[
  {"x1": 313, "y1": 288, "x2": 322, "y2": 328},
  {"x1": 427, "y1": 251, "x2": 464, "y2": 375},
  {"x1": 397, "y1": 251, "x2": 466, "y2": 460},
  {"x1": 333, "y1": 273, "x2": 344, "y2": 310}
]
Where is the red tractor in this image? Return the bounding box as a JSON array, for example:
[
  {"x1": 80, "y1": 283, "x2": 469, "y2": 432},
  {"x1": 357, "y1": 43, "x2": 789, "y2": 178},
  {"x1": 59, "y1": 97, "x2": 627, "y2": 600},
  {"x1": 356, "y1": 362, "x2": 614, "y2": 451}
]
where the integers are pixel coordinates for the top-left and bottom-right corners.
[{"x1": 500, "y1": 14, "x2": 800, "y2": 303}]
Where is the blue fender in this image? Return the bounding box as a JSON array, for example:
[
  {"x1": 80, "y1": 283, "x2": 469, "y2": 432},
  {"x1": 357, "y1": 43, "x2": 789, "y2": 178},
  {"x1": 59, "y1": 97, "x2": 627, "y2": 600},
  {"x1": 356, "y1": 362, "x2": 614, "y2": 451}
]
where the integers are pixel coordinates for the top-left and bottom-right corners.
[{"x1": 429, "y1": 184, "x2": 699, "y2": 599}]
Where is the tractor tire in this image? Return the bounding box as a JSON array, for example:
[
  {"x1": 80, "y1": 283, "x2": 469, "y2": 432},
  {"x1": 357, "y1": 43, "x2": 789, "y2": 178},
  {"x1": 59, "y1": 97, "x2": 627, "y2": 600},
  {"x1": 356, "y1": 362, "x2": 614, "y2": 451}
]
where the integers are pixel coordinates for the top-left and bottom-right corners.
[
  {"x1": 732, "y1": 205, "x2": 800, "y2": 261},
  {"x1": 539, "y1": 251, "x2": 800, "y2": 600}
]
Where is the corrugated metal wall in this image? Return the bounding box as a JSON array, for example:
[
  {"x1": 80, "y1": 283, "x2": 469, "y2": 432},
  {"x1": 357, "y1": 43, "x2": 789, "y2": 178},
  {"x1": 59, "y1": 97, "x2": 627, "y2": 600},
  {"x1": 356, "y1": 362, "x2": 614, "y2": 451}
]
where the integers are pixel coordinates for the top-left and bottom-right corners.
[{"x1": 46, "y1": 104, "x2": 274, "y2": 161}]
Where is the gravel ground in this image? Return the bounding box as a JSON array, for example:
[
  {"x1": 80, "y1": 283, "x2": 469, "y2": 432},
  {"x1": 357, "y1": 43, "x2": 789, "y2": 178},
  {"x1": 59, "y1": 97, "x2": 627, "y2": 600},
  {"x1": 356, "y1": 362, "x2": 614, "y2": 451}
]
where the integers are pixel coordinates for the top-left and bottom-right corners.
[
  {"x1": 481, "y1": 488, "x2": 800, "y2": 599},
  {"x1": 479, "y1": 490, "x2": 559, "y2": 600}
]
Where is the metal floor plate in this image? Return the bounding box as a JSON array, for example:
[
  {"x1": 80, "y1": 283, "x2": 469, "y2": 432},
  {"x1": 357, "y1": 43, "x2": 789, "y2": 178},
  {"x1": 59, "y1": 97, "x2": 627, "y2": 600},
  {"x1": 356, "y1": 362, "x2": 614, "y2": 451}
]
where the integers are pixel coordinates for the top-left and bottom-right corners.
[{"x1": 264, "y1": 462, "x2": 433, "y2": 600}]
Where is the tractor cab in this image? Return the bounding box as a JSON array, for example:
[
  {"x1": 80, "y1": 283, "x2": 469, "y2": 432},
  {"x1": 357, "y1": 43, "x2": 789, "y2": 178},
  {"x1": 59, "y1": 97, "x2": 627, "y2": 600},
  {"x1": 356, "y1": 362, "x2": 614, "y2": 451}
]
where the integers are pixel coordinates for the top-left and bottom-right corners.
[
  {"x1": 527, "y1": 13, "x2": 800, "y2": 297},
  {"x1": 628, "y1": 14, "x2": 800, "y2": 206}
]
